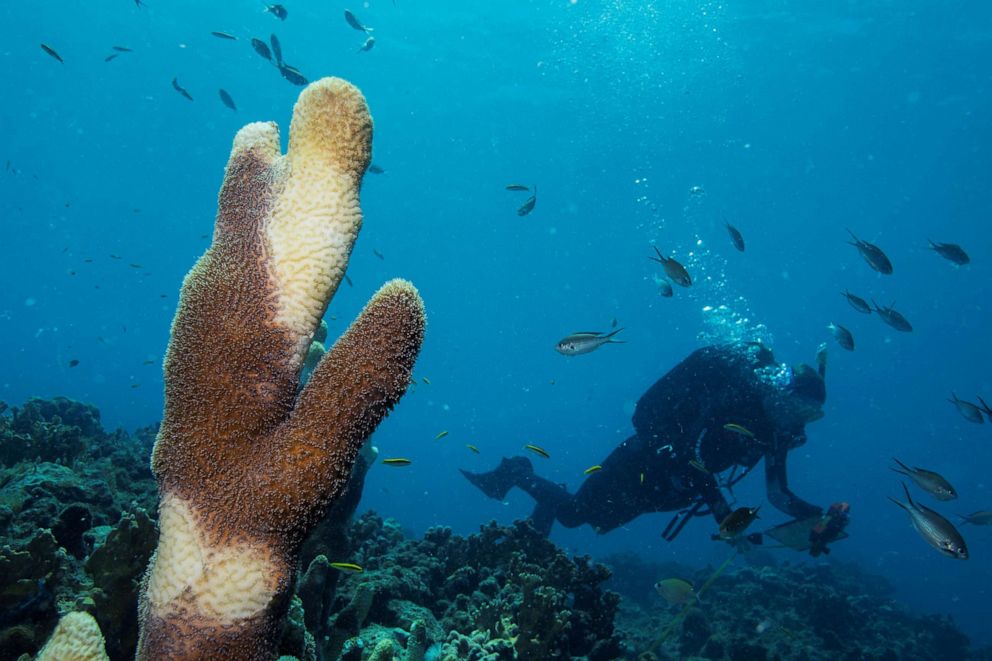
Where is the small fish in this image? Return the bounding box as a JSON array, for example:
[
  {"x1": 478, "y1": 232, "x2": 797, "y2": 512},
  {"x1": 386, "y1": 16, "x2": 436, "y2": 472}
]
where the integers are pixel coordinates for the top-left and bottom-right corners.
[
  {"x1": 889, "y1": 482, "x2": 968, "y2": 560},
  {"x1": 219, "y1": 89, "x2": 237, "y2": 111},
  {"x1": 583, "y1": 465, "x2": 603, "y2": 475},
  {"x1": 658, "y1": 279, "x2": 674, "y2": 298},
  {"x1": 270, "y1": 34, "x2": 283, "y2": 64},
  {"x1": 104, "y1": 54, "x2": 119, "y2": 62},
  {"x1": 129, "y1": 263, "x2": 143, "y2": 269},
  {"x1": 655, "y1": 578, "x2": 697, "y2": 606},
  {"x1": 722, "y1": 423, "x2": 755, "y2": 438},
  {"x1": 434, "y1": 430, "x2": 449, "y2": 441},
  {"x1": 343, "y1": 273, "x2": 353, "y2": 287},
  {"x1": 368, "y1": 164, "x2": 385, "y2": 174},
  {"x1": 466, "y1": 444, "x2": 480, "y2": 454},
  {"x1": 265, "y1": 4, "x2": 288, "y2": 20},
  {"x1": 846, "y1": 229, "x2": 893, "y2": 274},
  {"x1": 648, "y1": 247, "x2": 692, "y2": 287},
  {"x1": 928, "y1": 240, "x2": 970, "y2": 266},
  {"x1": 112, "y1": 46, "x2": 133, "y2": 52},
  {"x1": 422, "y1": 377, "x2": 431, "y2": 385},
  {"x1": 344, "y1": 9, "x2": 373, "y2": 33},
  {"x1": 948, "y1": 393, "x2": 984, "y2": 424},
  {"x1": 719, "y1": 506, "x2": 760, "y2": 539},
  {"x1": 688, "y1": 185, "x2": 705, "y2": 196},
  {"x1": 505, "y1": 183, "x2": 530, "y2": 192},
  {"x1": 130, "y1": 383, "x2": 141, "y2": 389},
  {"x1": 251, "y1": 38, "x2": 272, "y2": 61},
  {"x1": 555, "y1": 328, "x2": 625, "y2": 356},
  {"x1": 372, "y1": 249, "x2": 384, "y2": 260},
  {"x1": 688, "y1": 459, "x2": 708, "y2": 473},
  {"x1": 382, "y1": 457, "x2": 411, "y2": 466},
  {"x1": 142, "y1": 359, "x2": 156, "y2": 365},
  {"x1": 958, "y1": 511, "x2": 992, "y2": 526},
  {"x1": 211, "y1": 31, "x2": 238, "y2": 40},
  {"x1": 68, "y1": 359, "x2": 80, "y2": 368},
  {"x1": 725, "y1": 222, "x2": 745, "y2": 252},
  {"x1": 891, "y1": 458, "x2": 957, "y2": 501},
  {"x1": 41, "y1": 44, "x2": 64, "y2": 63},
  {"x1": 872, "y1": 300, "x2": 912, "y2": 332},
  {"x1": 278, "y1": 63, "x2": 308, "y2": 86},
  {"x1": 841, "y1": 290, "x2": 872, "y2": 314},
  {"x1": 517, "y1": 188, "x2": 537, "y2": 216},
  {"x1": 329, "y1": 562, "x2": 363, "y2": 572},
  {"x1": 357, "y1": 36, "x2": 375, "y2": 53},
  {"x1": 640, "y1": 472, "x2": 645, "y2": 484},
  {"x1": 172, "y1": 77, "x2": 193, "y2": 101},
  {"x1": 827, "y1": 322, "x2": 855, "y2": 351},
  {"x1": 524, "y1": 444, "x2": 550, "y2": 459}
]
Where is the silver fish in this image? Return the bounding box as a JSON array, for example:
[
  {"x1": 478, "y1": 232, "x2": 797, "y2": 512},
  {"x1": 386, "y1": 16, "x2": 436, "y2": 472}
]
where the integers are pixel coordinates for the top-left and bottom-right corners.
[
  {"x1": 841, "y1": 290, "x2": 872, "y2": 314},
  {"x1": 827, "y1": 322, "x2": 854, "y2": 351},
  {"x1": 929, "y1": 240, "x2": 969, "y2": 266},
  {"x1": 344, "y1": 9, "x2": 373, "y2": 33},
  {"x1": 555, "y1": 328, "x2": 624, "y2": 356},
  {"x1": 725, "y1": 222, "x2": 745, "y2": 252},
  {"x1": 891, "y1": 458, "x2": 957, "y2": 501},
  {"x1": 357, "y1": 36, "x2": 375, "y2": 53},
  {"x1": 872, "y1": 300, "x2": 911, "y2": 332},
  {"x1": 889, "y1": 482, "x2": 967, "y2": 560},
  {"x1": 846, "y1": 229, "x2": 893, "y2": 274},
  {"x1": 958, "y1": 511, "x2": 992, "y2": 526},
  {"x1": 517, "y1": 186, "x2": 537, "y2": 216},
  {"x1": 949, "y1": 393, "x2": 984, "y2": 424}
]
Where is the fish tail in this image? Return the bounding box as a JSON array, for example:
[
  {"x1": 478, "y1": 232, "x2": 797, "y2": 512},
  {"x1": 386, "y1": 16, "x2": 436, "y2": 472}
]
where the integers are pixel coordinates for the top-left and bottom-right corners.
[
  {"x1": 900, "y1": 481, "x2": 915, "y2": 508},
  {"x1": 977, "y1": 395, "x2": 992, "y2": 416},
  {"x1": 957, "y1": 514, "x2": 970, "y2": 525},
  {"x1": 845, "y1": 228, "x2": 860, "y2": 244},
  {"x1": 887, "y1": 496, "x2": 909, "y2": 512},
  {"x1": 603, "y1": 327, "x2": 624, "y2": 340},
  {"x1": 891, "y1": 457, "x2": 912, "y2": 474}
]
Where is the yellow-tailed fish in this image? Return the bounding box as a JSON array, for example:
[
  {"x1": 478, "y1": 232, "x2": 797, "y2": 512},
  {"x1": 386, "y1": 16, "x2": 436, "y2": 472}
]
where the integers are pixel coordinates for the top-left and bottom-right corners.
[
  {"x1": 654, "y1": 578, "x2": 697, "y2": 605},
  {"x1": 434, "y1": 430, "x2": 449, "y2": 440},
  {"x1": 722, "y1": 423, "x2": 755, "y2": 438},
  {"x1": 583, "y1": 465, "x2": 603, "y2": 475},
  {"x1": 466, "y1": 444, "x2": 480, "y2": 454},
  {"x1": 525, "y1": 444, "x2": 550, "y2": 459},
  {"x1": 329, "y1": 562, "x2": 363, "y2": 572},
  {"x1": 382, "y1": 458, "x2": 412, "y2": 466}
]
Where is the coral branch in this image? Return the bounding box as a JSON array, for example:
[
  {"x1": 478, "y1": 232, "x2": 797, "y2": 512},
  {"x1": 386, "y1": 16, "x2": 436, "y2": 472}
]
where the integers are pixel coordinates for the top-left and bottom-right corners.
[{"x1": 135, "y1": 77, "x2": 425, "y2": 660}]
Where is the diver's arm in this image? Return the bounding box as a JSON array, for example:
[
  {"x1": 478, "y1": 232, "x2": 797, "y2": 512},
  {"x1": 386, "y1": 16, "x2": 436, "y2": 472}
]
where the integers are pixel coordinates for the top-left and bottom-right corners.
[{"x1": 765, "y1": 446, "x2": 822, "y2": 519}]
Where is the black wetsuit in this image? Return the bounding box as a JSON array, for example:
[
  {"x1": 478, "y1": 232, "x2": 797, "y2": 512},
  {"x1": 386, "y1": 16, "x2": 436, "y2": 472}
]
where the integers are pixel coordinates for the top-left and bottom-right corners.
[{"x1": 462, "y1": 344, "x2": 824, "y2": 536}]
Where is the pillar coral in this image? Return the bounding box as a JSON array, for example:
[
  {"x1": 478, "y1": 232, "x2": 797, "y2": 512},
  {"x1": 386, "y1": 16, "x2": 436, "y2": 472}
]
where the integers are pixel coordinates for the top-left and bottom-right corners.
[{"x1": 135, "y1": 78, "x2": 425, "y2": 660}]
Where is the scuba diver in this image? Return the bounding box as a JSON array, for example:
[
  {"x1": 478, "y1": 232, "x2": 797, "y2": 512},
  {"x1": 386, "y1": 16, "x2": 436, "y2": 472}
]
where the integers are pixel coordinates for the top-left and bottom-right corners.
[{"x1": 461, "y1": 342, "x2": 849, "y2": 555}]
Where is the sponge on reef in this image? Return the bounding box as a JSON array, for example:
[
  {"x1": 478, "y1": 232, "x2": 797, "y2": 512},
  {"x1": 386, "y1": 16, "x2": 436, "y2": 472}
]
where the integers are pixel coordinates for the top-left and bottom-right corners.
[{"x1": 136, "y1": 77, "x2": 425, "y2": 660}]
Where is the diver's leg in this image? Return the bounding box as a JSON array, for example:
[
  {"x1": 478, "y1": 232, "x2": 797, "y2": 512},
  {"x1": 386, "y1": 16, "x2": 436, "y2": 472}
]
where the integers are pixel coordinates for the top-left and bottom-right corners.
[
  {"x1": 461, "y1": 457, "x2": 574, "y2": 534},
  {"x1": 460, "y1": 456, "x2": 536, "y2": 500}
]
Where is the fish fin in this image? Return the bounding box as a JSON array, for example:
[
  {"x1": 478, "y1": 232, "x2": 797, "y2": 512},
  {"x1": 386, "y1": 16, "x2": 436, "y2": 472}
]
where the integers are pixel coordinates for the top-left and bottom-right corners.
[
  {"x1": 957, "y1": 514, "x2": 970, "y2": 525},
  {"x1": 891, "y1": 457, "x2": 912, "y2": 474},
  {"x1": 887, "y1": 496, "x2": 909, "y2": 512},
  {"x1": 845, "y1": 228, "x2": 861, "y2": 245},
  {"x1": 900, "y1": 481, "x2": 915, "y2": 509},
  {"x1": 603, "y1": 327, "x2": 624, "y2": 340},
  {"x1": 977, "y1": 395, "x2": 992, "y2": 416}
]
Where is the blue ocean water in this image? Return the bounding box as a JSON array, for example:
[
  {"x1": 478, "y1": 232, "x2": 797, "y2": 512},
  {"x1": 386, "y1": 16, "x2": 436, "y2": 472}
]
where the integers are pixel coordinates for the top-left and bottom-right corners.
[{"x1": 1, "y1": 0, "x2": 990, "y2": 648}]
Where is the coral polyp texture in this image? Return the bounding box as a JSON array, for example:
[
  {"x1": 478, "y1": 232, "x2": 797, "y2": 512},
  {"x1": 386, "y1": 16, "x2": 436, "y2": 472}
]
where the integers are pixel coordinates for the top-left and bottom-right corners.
[
  {"x1": 135, "y1": 77, "x2": 425, "y2": 660},
  {"x1": 36, "y1": 611, "x2": 109, "y2": 661}
]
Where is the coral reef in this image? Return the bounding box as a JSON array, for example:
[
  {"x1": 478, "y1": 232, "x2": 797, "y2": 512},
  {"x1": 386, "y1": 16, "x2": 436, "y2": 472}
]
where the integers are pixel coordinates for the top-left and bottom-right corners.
[
  {"x1": 137, "y1": 76, "x2": 425, "y2": 660},
  {"x1": 611, "y1": 554, "x2": 981, "y2": 660},
  {"x1": 1, "y1": 397, "x2": 987, "y2": 660}
]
